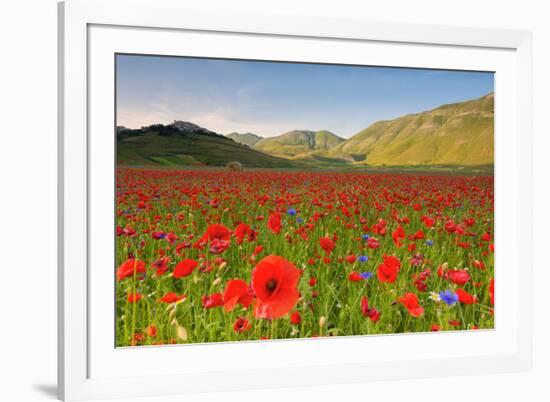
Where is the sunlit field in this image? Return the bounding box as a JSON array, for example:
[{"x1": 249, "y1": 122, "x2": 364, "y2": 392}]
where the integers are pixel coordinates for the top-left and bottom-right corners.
[{"x1": 115, "y1": 167, "x2": 494, "y2": 347}]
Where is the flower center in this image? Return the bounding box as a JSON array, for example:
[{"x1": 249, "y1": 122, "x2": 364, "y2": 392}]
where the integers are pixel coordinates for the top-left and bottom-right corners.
[{"x1": 266, "y1": 279, "x2": 278, "y2": 293}]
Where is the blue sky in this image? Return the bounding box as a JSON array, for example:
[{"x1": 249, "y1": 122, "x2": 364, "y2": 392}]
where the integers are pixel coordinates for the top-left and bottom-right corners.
[{"x1": 116, "y1": 54, "x2": 494, "y2": 138}]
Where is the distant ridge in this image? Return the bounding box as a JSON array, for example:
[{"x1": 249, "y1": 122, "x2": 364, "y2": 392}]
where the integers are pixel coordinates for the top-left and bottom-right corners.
[
  {"x1": 323, "y1": 93, "x2": 494, "y2": 166},
  {"x1": 116, "y1": 122, "x2": 306, "y2": 168},
  {"x1": 116, "y1": 93, "x2": 494, "y2": 169},
  {"x1": 253, "y1": 130, "x2": 345, "y2": 159},
  {"x1": 226, "y1": 132, "x2": 263, "y2": 147}
]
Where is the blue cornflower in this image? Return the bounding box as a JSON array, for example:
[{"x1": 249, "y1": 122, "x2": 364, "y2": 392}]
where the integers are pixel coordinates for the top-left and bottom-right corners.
[
  {"x1": 358, "y1": 255, "x2": 369, "y2": 263},
  {"x1": 287, "y1": 208, "x2": 297, "y2": 216},
  {"x1": 361, "y1": 234, "x2": 370, "y2": 240},
  {"x1": 360, "y1": 271, "x2": 373, "y2": 280},
  {"x1": 296, "y1": 217, "x2": 303, "y2": 224},
  {"x1": 425, "y1": 240, "x2": 434, "y2": 246},
  {"x1": 439, "y1": 290, "x2": 459, "y2": 306}
]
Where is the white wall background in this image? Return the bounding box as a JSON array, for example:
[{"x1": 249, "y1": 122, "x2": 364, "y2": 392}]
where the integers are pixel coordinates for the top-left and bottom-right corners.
[{"x1": 0, "y1": 1, "x2": 547, "y2": 401}]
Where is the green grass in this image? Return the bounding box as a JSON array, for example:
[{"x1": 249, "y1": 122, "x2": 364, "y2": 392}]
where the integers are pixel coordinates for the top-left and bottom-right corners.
[{"x1": 117, "y1": 131, "x2": 308, "y2": 169}]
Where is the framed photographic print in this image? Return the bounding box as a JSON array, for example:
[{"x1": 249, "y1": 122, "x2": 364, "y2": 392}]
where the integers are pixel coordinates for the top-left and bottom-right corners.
[{"x1": 58, "y1": 0, "x2": 533, "y2": 400}]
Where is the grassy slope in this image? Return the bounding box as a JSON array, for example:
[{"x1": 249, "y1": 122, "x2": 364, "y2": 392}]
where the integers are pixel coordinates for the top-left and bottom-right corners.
[
  {"x1": 326, "y1": 93, "x2": 494, "y2": 166},
  {"x1": 117, "y1": 131, "x2": 307, "y2": 168},
  {"x1": 254, "y1": 130, "x2": 345, "y2": 159},
  {"x1": 226, "y1": 132, "x2": 263, "y2": 147}
]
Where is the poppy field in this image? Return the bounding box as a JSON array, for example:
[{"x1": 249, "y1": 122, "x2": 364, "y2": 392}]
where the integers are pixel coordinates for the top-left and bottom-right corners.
[{"x1": 115, "y1": 167, "x2": 494, "y2": 347}]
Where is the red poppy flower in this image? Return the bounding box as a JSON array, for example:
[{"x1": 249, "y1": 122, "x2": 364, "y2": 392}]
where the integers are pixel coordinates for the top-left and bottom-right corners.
[
  {"x1": 481, "y1": 232, "x2": 491, "y2": 242},
  {"x1": 319, "y1": 236, "x2": 335, "y2": 255},
  {"x1": 290, "y1": 311, "x2": 301, "y2": 325},
  {"x1": 234, "y1": 223, "x2": 257, "y2": 244},
  {"x1": 117, "y1": 259, "x2": 146, "y2": 281},
  {"x1": 151, "y1": 256, "x2": 170, "y2": 276},
  {"x1": 194, "y1": 223, "x2": 232, "y2": 249},
  {"x1": 360, "y1": 296, "x2": 380, "y2": 322},
  {"x1": 160, "y1": 292, "x2": 186, "y2": 303},
  {"x1": 233, "y1": 317, "x2": 252, "y2": 333},
  {"x1": 202, "y1": 293, "x2": 224, "y2": 309},
  {"x1": 131, "y1": 332, "x2": 145, "y2": 345},
  {"x1": 377, "y1": 255, "x2": 401, "y2": 283},
  {"x1": 447, "y1": 269, "x2": 471, "y2": 285},
  {"x1": 173, "y1": 259, "x2": 198, "y2": 278},
  {"x1": 430, "y1": 324, "x2": 441, "y2": 332},
  {"x1": 455, "y1": 288, "x2": 477, "y2": 304},
  {"x1": 421, "y1": 215, "x2": 435, "y2": 229},
  {"x1": 146, "y1": 324, "x2": 157, "y2": 337},
  {"x1": 367, "y1": 237, "x2": 380, "y2": 249},
  {"x1": 345, "y1": 255, "x2": 357, "y2": 264},
  {"x1": 409, "y1": 230, "x2": 425, "y2": 240},
  {"x1": 445, "y1": 221, "x2": 457, "y2": 233},
  {"x1": 473, "y1": 259, "x2": 486, "y2": 270},
  {"x1": 348, "y1": 271, "x2": 363, "y2": 282},
  {"x1": 209, "y1": 238, "x2": 231, "y2": 254},
  {"x1": 309, "y1": 277, "x2": 317, "y2": 287},
  {"x1": 267, "y1": 212, "x2": 282, "y2": 234},
  {"x1": 398, "y1": 292, "x2": 424, "y2": 317},
  {"x1": 392, "y1": 225, "x2": 406, "y2": 247},
  {"x1": 223, "y1": 279, "x2": 253, "y2": 311},
  {"x1": 127, "y1": 292, "x2": 142, "y2": 303},
  {"x1": 252, "y1": 255, "x2": 301, "y2": 319}
]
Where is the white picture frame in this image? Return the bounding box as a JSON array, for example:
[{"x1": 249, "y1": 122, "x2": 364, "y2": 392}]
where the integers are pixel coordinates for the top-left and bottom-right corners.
[{"x1": 58, "y1": 0, "x2": 533, "y2": 400}]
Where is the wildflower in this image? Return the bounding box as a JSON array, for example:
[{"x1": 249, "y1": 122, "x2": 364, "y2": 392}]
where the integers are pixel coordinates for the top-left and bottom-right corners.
[
  {"x1": 252, "y1": 255, "x2": 300, "y2": 319},
  {"x1": 377, "y1": 255, "x2": 401, "y2": 283},
  {"x1": 267, "y1": 212, "x2": 282, "y2": 234},
  {"x1": 358, "y1": 255, "x2": 369, "y2": 263},
  {"x1": 447, "y1": 269, "x2": 471, "y2": 285},
  {"x1": 117, "y1": 259, "x2": 146, "y2": 281},
  {"x1": 345, "y1": 255, "x2": 357, "y2": 264},
  {"x1": 348, "y1": 272, "x2": 363, "y2": 282},
  {"x1": 398, "y1": 292, "x2": 424, "y2": 317},
  {"x1": 290, "y1": 311, "x2": 301, "y2": 325},
  {"x1": 360, "y1": 296, "x2": 380, "y2": 322},
  {"x1": 193, "y1": 223, "x2": 232, "y2": 250},
  {"x1": 233, "y1": 317, "x2": 252, "y2": 333},
  {"x1": 160, "y1": 292, "x2": 186, "y2": 304},
  {"x1": 173, "y1": 259, "x2": 198, "y2": 278},
  {"x1": 360, "y1": 271, "x2": 373, "y2": 280},
  {"x1": 223, "y1": 279, "x2": 253, "y2": 311},
  {"x1": 429, "y1": 292, "x2": 441, "y2": 302},
  {"x1": 439, "y1": 290, "x2": 459, "y2": 306},
  {"x1": 319, "y1": 236, "x2": 335, "y2": 255},
  {"x1": 456, "y1": 288, "x2": 477, "y2": 304},
  {"x1": 202, "y1": 293, "x2": 224, "y2": 309},
  {"x1": 127, "y1": 292, "x2": 142, "y2": 303}
]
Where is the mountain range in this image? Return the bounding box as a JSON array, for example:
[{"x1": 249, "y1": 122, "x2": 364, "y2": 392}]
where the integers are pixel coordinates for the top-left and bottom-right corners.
[
  {"x1": 253, "y1": 130, "x2": 345, "y2": 159},
  {"x1": 226, "y1": 132, "x2": 263, "y2": 147},
  {"x1": 116, "y1": 93, "x2": 493, "y2": 169}
]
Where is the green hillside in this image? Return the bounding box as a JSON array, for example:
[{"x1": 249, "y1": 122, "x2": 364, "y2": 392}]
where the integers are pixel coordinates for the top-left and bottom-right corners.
[
  {"x1": 254, "y1": 130, "x2": 345, "y2": 159},
  {"x1": 226, "y1": 132, "x2": 263, "y2": 147},
  {"x1": 117, "y1": 125, "x2": 305, "y2": 169},
  {"x1": 326, "y1": 93, "x2": 494, "y2": 166}
]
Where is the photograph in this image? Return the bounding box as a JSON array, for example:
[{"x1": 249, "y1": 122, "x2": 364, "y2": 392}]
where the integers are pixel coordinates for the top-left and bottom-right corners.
[{"x1": 115, "y1": 54, "x2": 495, "y2": 347}]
